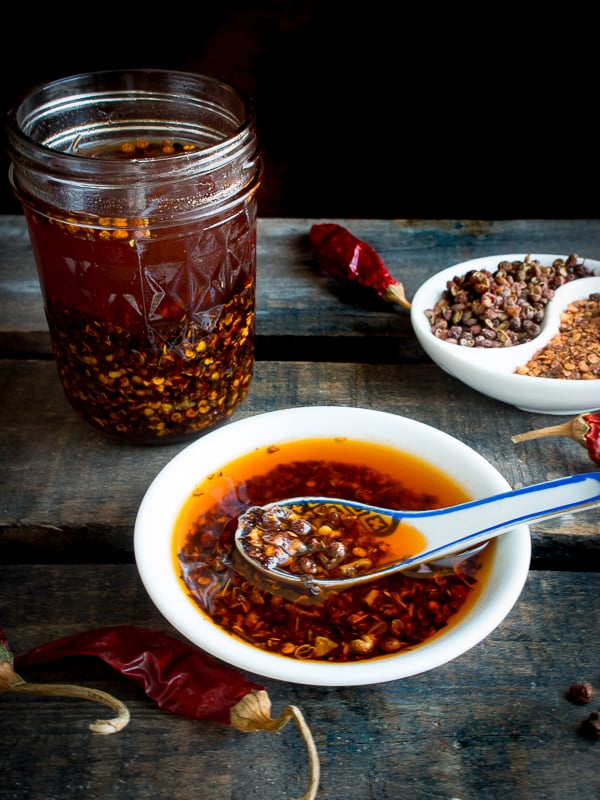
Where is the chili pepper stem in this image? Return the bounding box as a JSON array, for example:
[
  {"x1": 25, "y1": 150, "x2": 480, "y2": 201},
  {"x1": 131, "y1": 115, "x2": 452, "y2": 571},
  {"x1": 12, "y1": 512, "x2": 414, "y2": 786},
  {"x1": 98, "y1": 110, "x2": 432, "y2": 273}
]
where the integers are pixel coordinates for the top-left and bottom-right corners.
[
  {"x1": 383, "y1": 282, "x2": 411, "y2": 310},
  {"x1": 511, "y1": 419, "x2": 582, "y2": 445},
  {"x1": 1, "y1": 656, "x2": 130, "y2": 734},
  {"x1": 230, "y1": 689, "x2": 320, "y2": 800}
]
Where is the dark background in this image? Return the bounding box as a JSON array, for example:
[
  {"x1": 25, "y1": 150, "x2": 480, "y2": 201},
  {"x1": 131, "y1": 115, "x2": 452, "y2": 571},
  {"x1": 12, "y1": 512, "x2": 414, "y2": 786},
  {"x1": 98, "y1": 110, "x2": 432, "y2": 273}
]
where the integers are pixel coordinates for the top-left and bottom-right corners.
[{"x1": 2, "y1": 3, "x2": 598, "y2": 220}]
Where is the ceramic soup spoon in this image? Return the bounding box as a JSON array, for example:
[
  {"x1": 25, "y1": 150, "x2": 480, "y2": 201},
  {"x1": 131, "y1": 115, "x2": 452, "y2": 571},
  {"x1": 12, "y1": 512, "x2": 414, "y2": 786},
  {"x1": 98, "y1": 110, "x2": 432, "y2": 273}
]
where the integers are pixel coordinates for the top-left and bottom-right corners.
[{"x1": 234, "y1": 472, "x2": 600, "y2": 599}]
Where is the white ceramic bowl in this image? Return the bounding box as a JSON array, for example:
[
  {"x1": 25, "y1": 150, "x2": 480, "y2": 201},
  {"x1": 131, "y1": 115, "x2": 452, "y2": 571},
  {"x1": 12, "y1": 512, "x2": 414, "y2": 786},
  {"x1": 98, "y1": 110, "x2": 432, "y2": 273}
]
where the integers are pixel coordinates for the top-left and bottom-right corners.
[
  {"x1": 134, "y1": 406, "x2": 531, "y2": 686},
  {"x1": 410, "y1": 254, "x2": 600, "y2": 415}
]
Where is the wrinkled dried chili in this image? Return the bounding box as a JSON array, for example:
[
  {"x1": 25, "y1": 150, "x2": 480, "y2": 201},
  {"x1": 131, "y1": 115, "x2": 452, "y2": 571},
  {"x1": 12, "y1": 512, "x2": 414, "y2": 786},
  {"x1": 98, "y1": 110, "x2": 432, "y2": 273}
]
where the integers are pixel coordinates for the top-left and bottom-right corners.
[
  {"x1": 309, "y1": 223, "x2": 411, "y2": 308},
  {"x1": 511, "y1": 411, "x2": 600, "y2": 466},
  {"x1": 0, "y1": 629, "x2": 130, "y2": 734},
  {"x1": 7, "y1": 625, "x2": 319, "y2": 799}
]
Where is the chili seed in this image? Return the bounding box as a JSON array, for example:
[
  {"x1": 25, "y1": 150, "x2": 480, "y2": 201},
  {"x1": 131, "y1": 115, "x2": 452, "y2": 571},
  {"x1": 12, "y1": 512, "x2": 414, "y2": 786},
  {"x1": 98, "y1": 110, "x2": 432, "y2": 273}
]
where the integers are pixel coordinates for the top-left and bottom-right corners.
[{"x1": 515, "y1": 294, "x2": 600, "y2": 379}]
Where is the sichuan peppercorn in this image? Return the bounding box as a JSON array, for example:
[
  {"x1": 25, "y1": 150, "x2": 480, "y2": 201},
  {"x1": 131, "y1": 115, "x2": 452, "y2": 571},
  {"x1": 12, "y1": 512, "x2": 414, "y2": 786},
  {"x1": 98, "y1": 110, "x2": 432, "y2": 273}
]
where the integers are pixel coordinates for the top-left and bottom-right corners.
[
  {"x1": 580, "y1": 710, "x2": 600, "y2": 739},
  {"x1": 568, "y1": 681, "x2": 596, "y2": 704},
  {"x1": 425, "y1": 254, "x2": 594, "y2": 349}
]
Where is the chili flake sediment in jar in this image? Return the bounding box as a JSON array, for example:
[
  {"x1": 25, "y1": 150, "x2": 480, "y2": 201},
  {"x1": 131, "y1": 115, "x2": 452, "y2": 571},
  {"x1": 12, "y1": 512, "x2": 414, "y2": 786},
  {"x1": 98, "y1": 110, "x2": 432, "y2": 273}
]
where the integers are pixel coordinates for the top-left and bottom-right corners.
[
  {"x1": 173, "y1": 437, "x2": 493, "y2": 663},
  {"x1": 23, "y1": 186, "x2": 256, "y2": 443}
]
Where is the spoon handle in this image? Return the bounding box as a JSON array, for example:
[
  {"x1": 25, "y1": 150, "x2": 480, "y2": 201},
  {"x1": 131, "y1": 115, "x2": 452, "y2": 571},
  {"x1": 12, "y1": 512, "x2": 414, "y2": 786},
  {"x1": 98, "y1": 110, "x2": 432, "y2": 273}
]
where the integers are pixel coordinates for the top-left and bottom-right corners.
[{"x1": 395, "y1": 471, "x2": 600, "y2": 568}]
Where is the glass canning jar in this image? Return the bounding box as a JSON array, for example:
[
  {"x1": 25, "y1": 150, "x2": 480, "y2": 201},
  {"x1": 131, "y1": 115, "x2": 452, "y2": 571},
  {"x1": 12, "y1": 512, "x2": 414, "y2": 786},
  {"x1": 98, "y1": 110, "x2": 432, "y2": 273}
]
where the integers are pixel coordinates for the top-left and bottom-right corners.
[{"x1": 6, "y1": 69, "x2": 261, "y2": 445}]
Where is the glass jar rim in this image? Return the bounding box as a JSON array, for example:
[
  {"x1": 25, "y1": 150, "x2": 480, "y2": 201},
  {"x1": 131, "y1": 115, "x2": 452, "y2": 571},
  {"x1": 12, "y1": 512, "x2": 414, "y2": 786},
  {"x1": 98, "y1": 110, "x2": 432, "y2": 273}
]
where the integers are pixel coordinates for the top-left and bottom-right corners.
[
  {"x1": 6, "y1": 68, "x2": 257, "y2": 181},
  {"x1": 5, "y1": 69, "x2": 261, "y2": 224}
]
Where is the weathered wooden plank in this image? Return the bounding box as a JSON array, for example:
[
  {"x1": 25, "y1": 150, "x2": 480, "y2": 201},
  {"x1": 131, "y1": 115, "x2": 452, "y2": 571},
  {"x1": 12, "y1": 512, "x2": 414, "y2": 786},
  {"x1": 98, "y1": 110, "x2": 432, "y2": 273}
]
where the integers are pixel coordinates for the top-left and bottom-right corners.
[
  {"x1": 4, "y1": 216, "x2": 600, "y2": 356},
  {"x1": 2, "y1": 216, "x2": 600, "y2": 800},
  {"x1": 1, "y1": 358, "x2": 597, "y2": 565},
  {"x1": 2, "y1": 564, "x2": 600, "y2": 800}
]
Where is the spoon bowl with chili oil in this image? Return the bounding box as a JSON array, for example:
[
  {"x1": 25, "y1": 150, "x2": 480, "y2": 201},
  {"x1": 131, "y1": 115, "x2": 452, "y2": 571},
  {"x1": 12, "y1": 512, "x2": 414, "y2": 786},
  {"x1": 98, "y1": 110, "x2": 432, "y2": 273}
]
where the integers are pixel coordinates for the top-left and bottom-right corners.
[
  {"x1": 135, "y1": 406, "x2": 532, "y2": 687},
  {"x1": 233, "y1": 473, "x2": 600, "y2": 601},
  {"x1": 410, "y1": 254, "x2": 600, "y2": 415}
]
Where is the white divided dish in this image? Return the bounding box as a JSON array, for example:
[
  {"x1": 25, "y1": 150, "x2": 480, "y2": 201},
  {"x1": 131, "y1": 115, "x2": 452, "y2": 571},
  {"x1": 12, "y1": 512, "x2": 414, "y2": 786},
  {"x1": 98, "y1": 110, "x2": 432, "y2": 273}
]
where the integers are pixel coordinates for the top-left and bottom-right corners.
[{"x1": 410, "y1": 255, "x2": 600, "y2": 415}]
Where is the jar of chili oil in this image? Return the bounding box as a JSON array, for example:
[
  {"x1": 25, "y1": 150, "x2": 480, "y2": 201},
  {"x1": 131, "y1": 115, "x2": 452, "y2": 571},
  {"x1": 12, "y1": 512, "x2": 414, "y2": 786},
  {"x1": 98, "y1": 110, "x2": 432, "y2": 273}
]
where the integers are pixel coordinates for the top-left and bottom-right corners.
[{"x1": 6, "y1": 70, "x2": 261, "y2": 444}]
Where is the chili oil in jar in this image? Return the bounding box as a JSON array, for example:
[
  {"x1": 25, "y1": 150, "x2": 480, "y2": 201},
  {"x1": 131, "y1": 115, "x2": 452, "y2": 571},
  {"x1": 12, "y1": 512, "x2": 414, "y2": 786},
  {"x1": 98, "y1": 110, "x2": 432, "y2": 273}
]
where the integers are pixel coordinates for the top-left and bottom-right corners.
[
  {"x1": 6, "y1": 70, "x2": 261, "y2": 444},
  {"x1": 173, "y1": 437, "x2": 493, "y2": 663}
]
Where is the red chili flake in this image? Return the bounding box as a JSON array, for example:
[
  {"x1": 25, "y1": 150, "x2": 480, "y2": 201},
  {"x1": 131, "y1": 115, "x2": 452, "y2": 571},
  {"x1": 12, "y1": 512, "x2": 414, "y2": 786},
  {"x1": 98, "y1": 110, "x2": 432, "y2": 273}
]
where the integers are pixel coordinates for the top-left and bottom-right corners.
[
  {"x1": 511, "y1": 411, "x2": 600, "y2": 466},
  {"x1": 177, "y1": 458, "x2": 480, "y2": 662},
  {"x1": 4, "y1": 625, "x2": 319, "y2": 798},
  {"x1": 309, "y1": 223, "x2": 411, "y2": 308}
]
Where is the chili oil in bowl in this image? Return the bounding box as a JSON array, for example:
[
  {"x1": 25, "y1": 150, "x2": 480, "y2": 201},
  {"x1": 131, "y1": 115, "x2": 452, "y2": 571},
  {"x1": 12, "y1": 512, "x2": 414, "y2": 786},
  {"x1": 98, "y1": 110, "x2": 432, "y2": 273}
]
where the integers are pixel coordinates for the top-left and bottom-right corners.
[
  {"x1": 410, "y1": 254, "x2": 600, "y2": 416},
  {"x1": 134, "y1": 406, "x2": 531, "y2": 686}
]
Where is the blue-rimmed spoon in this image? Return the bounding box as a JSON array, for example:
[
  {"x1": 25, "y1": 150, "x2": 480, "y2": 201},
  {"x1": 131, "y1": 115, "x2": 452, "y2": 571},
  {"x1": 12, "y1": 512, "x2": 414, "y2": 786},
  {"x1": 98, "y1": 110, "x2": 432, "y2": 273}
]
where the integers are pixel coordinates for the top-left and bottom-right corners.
[{"x1": 234, "y1": 472, "x2": 600, "y2": 600}]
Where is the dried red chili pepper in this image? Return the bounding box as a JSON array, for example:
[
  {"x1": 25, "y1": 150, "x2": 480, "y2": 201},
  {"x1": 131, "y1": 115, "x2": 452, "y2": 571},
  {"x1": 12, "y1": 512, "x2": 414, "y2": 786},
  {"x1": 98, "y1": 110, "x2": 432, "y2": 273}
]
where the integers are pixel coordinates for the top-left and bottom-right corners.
[
  {"x1": 511, "y1": 411, "x2": 600, "y2": 466},
  {"x1": 9, "y1": 625, "x2": 319, "y2": 799},
  {"x1": 309, "y1": 223, "x2": 411, "y2": 309},
  {"x1": 1, "y1": 628, "x2": 129, "y2": 734}
]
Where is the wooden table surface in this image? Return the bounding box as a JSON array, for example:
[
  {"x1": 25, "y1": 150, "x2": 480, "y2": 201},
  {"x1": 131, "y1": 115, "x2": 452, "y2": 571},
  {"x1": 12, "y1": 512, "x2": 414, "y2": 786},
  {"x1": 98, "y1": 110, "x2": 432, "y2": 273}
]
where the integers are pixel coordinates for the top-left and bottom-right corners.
[{"x1": 2, "y1": 215, "x2": 600, "y2": 800}]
